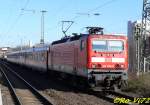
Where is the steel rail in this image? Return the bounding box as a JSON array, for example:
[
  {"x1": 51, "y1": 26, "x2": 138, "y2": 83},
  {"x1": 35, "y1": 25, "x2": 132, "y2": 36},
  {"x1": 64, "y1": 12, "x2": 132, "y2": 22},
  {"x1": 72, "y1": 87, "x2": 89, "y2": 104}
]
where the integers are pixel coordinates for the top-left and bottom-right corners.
[
  {"x1": 0, "y1": 66, "x2": 22, "y2": 105},
  {"x1": 0, "y1": 61, "x2": 53, "y2": 105},
  {"x1": 91, "y1": 90, "x2": 136, "y2": 105},
  {"x1": 1, "y1": 60, "x2": 135, "y2": 105}
]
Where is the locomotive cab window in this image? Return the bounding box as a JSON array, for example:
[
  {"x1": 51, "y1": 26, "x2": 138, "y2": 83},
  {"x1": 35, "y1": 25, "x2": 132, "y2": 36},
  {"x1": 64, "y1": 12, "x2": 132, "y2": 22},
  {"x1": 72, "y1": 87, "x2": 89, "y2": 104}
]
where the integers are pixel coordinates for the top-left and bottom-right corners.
[
  {"x1": 108, "y1": 40, "x2": 124, "y2": 51},
  {"x1": 92, "y1": 40, "x2": 107, "y2": 51},
  {"x1": 92, "y1": 40, "x2": 124, "y2": 52}
]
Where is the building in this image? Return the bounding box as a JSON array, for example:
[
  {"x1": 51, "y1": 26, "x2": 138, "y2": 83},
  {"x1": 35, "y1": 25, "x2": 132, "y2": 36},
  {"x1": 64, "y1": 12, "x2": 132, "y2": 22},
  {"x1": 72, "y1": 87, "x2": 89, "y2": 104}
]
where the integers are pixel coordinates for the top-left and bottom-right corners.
[{"x1": 0, "y1": 47, "x2": 11, "y2": 58}]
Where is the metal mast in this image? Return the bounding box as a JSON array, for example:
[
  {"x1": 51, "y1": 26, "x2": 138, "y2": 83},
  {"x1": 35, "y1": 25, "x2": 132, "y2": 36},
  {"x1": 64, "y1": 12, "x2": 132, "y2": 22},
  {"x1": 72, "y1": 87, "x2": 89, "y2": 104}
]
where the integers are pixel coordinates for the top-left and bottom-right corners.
[
  {"x1": 40, "y1": 10, "x2": 47, "y2": 44},
  {"x1": 137, "y1": 0, "x2": 150, "y2": 73}
]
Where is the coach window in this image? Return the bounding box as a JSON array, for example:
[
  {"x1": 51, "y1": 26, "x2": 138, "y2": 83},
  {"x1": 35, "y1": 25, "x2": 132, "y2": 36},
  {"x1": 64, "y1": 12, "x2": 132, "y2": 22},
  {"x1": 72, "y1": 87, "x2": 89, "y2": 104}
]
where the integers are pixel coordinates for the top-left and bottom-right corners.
[{"x1": 80, "y1": 40, "x2": 85, "y2": 51}]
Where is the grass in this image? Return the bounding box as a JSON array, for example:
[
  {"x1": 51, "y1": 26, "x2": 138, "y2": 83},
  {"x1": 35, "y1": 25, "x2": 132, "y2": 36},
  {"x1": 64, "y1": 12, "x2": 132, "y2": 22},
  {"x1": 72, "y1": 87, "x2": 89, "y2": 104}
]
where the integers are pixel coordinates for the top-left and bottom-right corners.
[{"x1": 123, "y1": 73, "x2": 150, "y2": 97}]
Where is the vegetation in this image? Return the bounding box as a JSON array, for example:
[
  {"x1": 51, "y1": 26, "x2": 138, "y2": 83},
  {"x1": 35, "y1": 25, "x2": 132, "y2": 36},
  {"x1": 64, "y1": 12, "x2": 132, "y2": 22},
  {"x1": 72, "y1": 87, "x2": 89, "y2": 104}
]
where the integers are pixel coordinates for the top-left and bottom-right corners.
[{"x1": 124, "y1": 73, "x2": 150, "y2": 97}]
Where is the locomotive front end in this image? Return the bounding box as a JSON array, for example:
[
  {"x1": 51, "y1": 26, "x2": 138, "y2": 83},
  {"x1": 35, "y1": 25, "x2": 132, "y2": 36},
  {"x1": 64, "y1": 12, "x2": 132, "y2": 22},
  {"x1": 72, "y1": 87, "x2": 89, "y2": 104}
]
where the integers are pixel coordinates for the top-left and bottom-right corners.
[{"x1": 87, "y1": 35, "x2": 128, "y2": 89}]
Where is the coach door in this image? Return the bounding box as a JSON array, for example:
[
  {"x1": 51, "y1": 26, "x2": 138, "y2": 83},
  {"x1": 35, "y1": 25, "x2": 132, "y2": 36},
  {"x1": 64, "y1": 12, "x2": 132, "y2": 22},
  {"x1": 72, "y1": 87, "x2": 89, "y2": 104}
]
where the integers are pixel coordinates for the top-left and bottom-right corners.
[
  {"x1": 46, "y1": 51, "x2": 48, "y2": 70},
  {"x1": 50, "y1": 49, "x2": 54, "y2": 69},
  {"x1": 74, "y1": 47, "x2": 78, "y2": 75}
]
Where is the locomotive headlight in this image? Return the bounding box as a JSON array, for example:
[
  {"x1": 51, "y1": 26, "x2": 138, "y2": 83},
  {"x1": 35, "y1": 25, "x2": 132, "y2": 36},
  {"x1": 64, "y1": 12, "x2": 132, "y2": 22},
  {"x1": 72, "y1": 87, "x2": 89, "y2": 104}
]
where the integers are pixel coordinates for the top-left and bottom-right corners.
[
  {"x1": 107, "y1": 54, "x2": 110, "y2": 56},
  {"x1": 92, "y1": 64, "x2": 96, "y2": 68},
  {"x1": 121, "y1": 64, "x2": 124, "y2": 68}
]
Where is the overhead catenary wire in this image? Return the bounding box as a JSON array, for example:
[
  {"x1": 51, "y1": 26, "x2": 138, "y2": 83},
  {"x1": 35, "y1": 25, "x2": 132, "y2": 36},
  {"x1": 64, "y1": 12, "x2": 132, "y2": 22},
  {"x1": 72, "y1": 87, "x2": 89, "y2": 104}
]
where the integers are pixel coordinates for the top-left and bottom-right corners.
[
  {"x1": 66, "y1": 0, "x2": 120, "y2": 35},
  {"x1": 46, "y1": 2, "x2": 71, "y2": 32},
  {"x1": 0, "y1": 1, "x2": 17, "y2": 36},
  {"x1": 88, "y1": 0, "x2": 119, "y2": 13},
  {"x1": 47, "y1": 0, "x2": 118, "y2": 33},
  {"x1": 4, "y1": 0, "x2": 30, "y2": 36},
  {"x1": 71, "y1": 0, "x2": 119, "y2": 20}
]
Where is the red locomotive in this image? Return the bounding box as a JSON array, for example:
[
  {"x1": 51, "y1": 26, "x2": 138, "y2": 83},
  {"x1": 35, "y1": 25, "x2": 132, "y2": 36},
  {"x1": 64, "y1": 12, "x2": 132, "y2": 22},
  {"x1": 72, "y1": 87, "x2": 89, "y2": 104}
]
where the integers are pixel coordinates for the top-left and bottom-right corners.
[{"x1": 6, "y1": 27, "x2": 128, "y2": 90}]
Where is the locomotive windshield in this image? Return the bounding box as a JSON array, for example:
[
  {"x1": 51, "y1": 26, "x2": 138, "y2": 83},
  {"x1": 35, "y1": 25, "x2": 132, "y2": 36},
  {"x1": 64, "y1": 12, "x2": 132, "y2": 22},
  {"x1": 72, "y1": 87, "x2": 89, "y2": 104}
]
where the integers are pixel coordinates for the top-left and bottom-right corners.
[{"x1": 92, "y1": 40, "x2": 124, "y2": 51}]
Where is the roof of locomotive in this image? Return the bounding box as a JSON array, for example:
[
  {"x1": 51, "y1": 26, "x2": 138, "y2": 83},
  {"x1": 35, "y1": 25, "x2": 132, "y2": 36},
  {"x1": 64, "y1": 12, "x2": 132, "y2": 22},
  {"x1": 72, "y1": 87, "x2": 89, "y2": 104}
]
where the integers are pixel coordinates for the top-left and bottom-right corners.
[
  {"x1": 51, "y1": 34, "x2": 88, "y2": 45},
  {"x1": 88, "y1": 34, "x2": 127, "y2": 39},
  {"x1": 51, "y1": 34, "x2": 127, "y2": 45}
]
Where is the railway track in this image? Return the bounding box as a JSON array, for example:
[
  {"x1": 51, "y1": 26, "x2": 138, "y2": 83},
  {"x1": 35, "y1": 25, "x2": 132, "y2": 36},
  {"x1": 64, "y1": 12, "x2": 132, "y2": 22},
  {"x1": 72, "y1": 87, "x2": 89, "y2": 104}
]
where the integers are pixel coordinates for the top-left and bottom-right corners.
[
  {"x1": 1, "y1": 60, "x2": 139, "y2": 105},
  {"x1": 0, "y1": 61, "x2": 53, "y2": 105},
  {"x1": 87, "y1": 86, "x2": 141, "y2": 105}
]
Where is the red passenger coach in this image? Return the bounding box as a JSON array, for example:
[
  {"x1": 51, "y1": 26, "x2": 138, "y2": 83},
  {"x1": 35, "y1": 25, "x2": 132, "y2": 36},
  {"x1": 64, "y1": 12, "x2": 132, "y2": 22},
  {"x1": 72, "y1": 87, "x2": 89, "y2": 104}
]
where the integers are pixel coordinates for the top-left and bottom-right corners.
[{"x1": 48, "y1": 27, "x2": 128, "y2": 89}]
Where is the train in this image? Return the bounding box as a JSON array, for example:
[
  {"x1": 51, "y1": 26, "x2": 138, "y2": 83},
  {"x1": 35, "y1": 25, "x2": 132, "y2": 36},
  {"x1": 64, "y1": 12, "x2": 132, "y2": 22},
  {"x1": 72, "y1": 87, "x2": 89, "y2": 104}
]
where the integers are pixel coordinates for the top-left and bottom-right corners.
[{"x1": 6, "y1": 27, "x2": 128, "y2": 90}]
